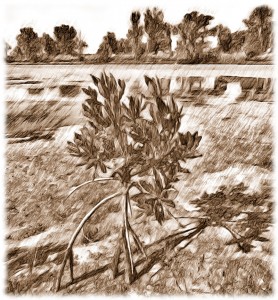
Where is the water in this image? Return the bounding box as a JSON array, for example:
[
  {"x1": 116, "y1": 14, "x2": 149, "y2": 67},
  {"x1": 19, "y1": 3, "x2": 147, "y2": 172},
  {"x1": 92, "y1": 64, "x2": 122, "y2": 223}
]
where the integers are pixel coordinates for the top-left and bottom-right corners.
[{"x1": 6, "y1": 64, "x2": 273, "y2": 102}]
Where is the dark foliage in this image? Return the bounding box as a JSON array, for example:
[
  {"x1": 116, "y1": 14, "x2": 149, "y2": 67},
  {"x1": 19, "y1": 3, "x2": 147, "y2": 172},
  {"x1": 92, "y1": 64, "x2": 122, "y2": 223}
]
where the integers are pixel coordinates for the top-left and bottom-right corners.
[
  {"x1": 144, "y1": 8, "x2": 172, "y2": 54},
  {"x1": 191, "y1": 183, "x2": 272, "y2": 253},
  {"x1": 15, "y1": 27, "x2": 42, "y2": 62},
  {"x1": 243, "y1": 5, "x2": 273, "y2": 58}
]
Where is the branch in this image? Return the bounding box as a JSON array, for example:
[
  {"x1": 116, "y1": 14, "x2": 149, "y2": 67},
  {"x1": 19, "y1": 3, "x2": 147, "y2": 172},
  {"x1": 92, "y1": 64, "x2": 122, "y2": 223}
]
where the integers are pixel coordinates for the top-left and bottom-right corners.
[
  {"x1": 67, "y1": 177, "x2": 118, "y2": 198},
  {"x1": 56, "y1": 191, "x2": 122, "y2": 292},
  {"x1": 127, "y1": 222, "x2": 147, "y2": 258},
  {"x1": 122, "y1": 189, "x2": 135, "y2": 277}
]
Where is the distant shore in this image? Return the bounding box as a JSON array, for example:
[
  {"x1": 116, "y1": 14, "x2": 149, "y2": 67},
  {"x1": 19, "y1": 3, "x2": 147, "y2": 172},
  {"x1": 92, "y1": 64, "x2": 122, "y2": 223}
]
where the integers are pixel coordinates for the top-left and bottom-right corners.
[{"x1": 6, "y1": 60, "x2": 273, "y2": 66}]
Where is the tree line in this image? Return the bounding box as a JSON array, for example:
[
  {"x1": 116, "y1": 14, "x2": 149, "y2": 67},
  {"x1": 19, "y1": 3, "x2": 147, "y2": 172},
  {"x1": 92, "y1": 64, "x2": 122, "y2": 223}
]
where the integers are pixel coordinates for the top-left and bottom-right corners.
[
  {"x1": 6, "y1": 5, "x2": 273, "y2": 63},
  {"x1": 6, "y1": 25, "x2": 88, "y2": 62}
]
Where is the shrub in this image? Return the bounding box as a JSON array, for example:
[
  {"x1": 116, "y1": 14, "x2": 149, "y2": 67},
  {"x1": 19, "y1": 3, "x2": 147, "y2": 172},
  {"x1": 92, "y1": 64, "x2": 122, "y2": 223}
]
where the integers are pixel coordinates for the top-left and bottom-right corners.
[
  {"x1": 55, "y1": 72, "x2": 202, "y2": 290},
  {"x1": 55, "y1": 72, "x2": 272, "y2": 293}
]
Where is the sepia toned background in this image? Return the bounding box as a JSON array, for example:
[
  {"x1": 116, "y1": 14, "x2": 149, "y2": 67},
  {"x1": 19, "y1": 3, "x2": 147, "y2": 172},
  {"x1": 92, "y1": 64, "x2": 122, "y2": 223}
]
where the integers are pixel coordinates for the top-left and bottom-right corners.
[{"x1": 1, "y1": 0, "x2": 278, "y2": 298}]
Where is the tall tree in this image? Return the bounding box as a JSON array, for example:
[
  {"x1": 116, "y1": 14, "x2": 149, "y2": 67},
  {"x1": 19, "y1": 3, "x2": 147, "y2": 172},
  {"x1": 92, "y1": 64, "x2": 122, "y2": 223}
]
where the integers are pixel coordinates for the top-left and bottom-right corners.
[
  {"x1": 107, "y1": 32, "x2": 118, "y2": 54},
  {"x1": 127, "y1": 11, "x2": 144, "y2": 60},
  {"x1": 230, "y1": 30, "x2": 246, "y2": 53},
  {"x1": 144, "y1": 8, "x2": 172, "y2": 54},
  {"x1": 243, "y1": 5, "x2": 273, "y2": 58},
  {"x1": 15, "y1": 27, "x2": 43, "y2": 62},
  {"x1": 41, "y1": 33, "x2": 58, "y2": 57},
  {"x1": 216, "y1": 25, "x2": 232, "y2": 53},
  {"x1": 176, "y1": 11, "x2": 216, "y2": 62},
  {"x1": 98, "y1": 32, "x2": 118, "y2": 55},
  {"x1": 97, "y1": 35, "x2": 113, "y2": 62},
  {"x1": 54, "y1": 24, "x2": 78, "y2": 56}
]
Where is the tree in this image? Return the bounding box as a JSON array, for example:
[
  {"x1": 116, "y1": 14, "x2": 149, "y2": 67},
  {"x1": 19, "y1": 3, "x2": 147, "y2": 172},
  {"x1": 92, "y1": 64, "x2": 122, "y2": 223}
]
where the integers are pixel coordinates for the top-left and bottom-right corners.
[
  {"x1": 107, "y1": 32, "x2": 118, "y2": 54},
  {"x1": 243, "y1": 5, "x2": 273, "y2": 58},
  {"x1": 55, "y1": 72, "x2": 203, "y2": 289},
  {"x1": 176, "y1": 11, "x2": 216, "y2": 63},
  {"x1": 15, "y1": 27, "x2": 43, "y2": 62},
  {"x1": 127, "y1": 11, "x2": 145, "y2": 60},
  {"x1": 41, "y1": 33, "x2": 58, "y2": 58},
  {"x1": 55, "y1": 73, "x2": 273, "y2": 291},
  {"x1": 144, "y1": 8, "x2": 172, "y2": 54},
  {"x1": 98, "y1": 31, "x2": 119, "y2": 55},
  {"x1": 230, "y1": 30, "x2": 246, "y2": 53},
  {"x1": 96, "y1": 36, "x2": 113, "y2": 62},
  {"x1": 54, "y1": 24, "x2": 79, "y2": 56},
  {"x1": 216, "y1": 25, "x2": 232, "y2": 53}
]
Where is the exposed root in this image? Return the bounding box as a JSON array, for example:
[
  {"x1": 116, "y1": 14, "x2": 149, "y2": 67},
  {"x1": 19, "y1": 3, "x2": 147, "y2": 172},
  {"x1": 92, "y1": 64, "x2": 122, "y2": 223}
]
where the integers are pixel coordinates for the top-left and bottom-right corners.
[{"x1": 55, "y1": 191, "x2": 122, "y2": 292}]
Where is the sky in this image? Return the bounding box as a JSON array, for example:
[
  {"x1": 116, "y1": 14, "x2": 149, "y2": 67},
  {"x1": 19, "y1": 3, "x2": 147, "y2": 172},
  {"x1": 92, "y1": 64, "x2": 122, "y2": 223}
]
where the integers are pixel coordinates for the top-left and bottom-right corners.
[{"x1": 3, "y1": 0, "x2": 274, "y2": 53}]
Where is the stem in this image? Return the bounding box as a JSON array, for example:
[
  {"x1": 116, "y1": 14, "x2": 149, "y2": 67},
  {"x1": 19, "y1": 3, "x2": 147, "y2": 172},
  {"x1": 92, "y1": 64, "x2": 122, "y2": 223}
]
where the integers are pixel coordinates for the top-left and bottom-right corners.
[
  {"x1": 222, "y1": 225, "x2": 243, "y2": 239},
  {"x1": 165, "y1": 207, "x2": 188, "y2": 228},
  {"x1": 67, "y1": 177, "x2": 118, "y2": 198},
  {"x1": 111, "y1": 231, "x2": 122, "y2": 279},
  {"x1": 127, "y1": 222, "x2": 147, "y2": 258},
  {"x1": 56, "y1": 191, "x2": 122, "y2": 292},
  {"x1": 123, "y1": 189, "x2": 134, "y2": 274},
  {"x1": 176, "y1": 228, "x2": 204, "y2": 251}
]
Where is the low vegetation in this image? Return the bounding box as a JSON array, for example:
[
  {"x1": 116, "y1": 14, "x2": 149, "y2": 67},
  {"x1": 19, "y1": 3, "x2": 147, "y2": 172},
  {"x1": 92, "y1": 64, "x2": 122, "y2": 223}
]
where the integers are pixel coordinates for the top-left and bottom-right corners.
[{"x1": 52, "y1": 72, "x2": 273, "y2": 292}]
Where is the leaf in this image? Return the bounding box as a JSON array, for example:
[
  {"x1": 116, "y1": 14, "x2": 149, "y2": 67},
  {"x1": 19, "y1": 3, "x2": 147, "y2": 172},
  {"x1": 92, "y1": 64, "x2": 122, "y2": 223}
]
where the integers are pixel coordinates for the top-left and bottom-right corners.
[
  {"x1": 80, "y1": 126, "x2": 91, "y2": 138},
  {"x1": 82, "y1": 103, "x2": 91, "y2": 114},
  {"x1": 74, "y1": 132, "x2": 82, "y2": 140},
  {"x1": 186, "y1": 132, "x2": 194, "y2": 150},
  {"x1": 67, "y1": 141, "x2": 77, "y2": 148},
  {"x1": 86, "y1": 159, "x2": 96, "y2": 170},
  {"x1": 144, "y1": 75, "x2": 152, "y2": 87},
  {"x1": 82, "y1": 88, "x2": 91, "y2": 96},
  {"x1": 163, "y1": 188, "x2": 179, "y2": 201},
  {"x1": 98, "y1": 161, "x2": 107, "y2": 173},
  {"x1": 91, "y1": 74, "x2": 99, "y2": 86},
  {"x1": 155, "y1": 76, "x2": 162, "y2": 97},
  {"x1": 256, "y1": 236, "x2": 270, "y2": 242},
  {"x1": 130, "y1": 192, "x2": 150, "y2": 203},
  {"x1": 156, "y1": 97, "x2": 168, "y2": 116},
  {"x1": 161, "y1": 199, "x2": 176, "y2": 208},
  {"x1": 192, "y1": 131, "x2": 202, "y2": 150},
  {"x1": 154, "y1": 201, "x2": 165, "y2": 225},
  {"x1": 153, "y1": 168, "x2": 164, "y2": 192},
  {"x1": 144, "y1": 75, "x2": 158, "y2": 96},
  {"x1": 139, "y1": 180, "x2": 154, "y2": 194}
]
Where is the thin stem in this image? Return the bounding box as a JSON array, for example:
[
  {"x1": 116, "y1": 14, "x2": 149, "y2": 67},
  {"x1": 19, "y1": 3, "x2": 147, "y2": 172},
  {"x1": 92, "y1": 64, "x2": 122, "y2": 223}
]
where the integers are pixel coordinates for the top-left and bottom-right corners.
[
  {"x1": 222, "y1": 225, "x2": 243, "y2": 239},
  {"x1": 123, "y1": 189, "x2": 134, "y2": 274},
  {"x1": 165, "y1": 207, "x2": 188, "y2": 228},
  {"x1": 177, "y1": 228, "x2": 204, "y2": 251},
  {"x1": 170, "y1": 215, "x2": 208, "y2": 220},
  {"x1": 154, "y1": 225, "x2": 200, "y2": 245},
  {"x1": 67, "y1": 177, "x2": 118, "y2": 198},
  {"x1": 69, "y1": 191, "x2": 122, "y2": 247},
  {"x1": 56, "y1": 191, "x2": 122, "y2": 292},
  {"x1": 111, "y1": 231, "x2": 122, "y2": 279},
  {"x1": 127, "y1": 222, "x2": 147, "y2": 258},
  {"x1": 69, "y1": 250, "x2": 74, "y2": 282}
]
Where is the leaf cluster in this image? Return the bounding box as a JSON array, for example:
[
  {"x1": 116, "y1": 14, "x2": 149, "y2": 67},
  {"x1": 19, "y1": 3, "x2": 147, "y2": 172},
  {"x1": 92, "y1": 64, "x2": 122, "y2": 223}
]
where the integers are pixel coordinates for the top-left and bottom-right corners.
[
  {"x1": 191, "y1": 183, "x2": 272, "y2": 253},
  {"x1": 67, "y1": 72, "x2": 202, "y2": 224}
]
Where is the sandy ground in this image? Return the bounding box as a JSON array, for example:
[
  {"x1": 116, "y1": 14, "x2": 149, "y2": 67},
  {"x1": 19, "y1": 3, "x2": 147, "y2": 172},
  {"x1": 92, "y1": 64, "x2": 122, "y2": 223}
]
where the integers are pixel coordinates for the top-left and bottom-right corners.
[{"x1": 5, "y1": 96, "x2": 273, "y2": 294}]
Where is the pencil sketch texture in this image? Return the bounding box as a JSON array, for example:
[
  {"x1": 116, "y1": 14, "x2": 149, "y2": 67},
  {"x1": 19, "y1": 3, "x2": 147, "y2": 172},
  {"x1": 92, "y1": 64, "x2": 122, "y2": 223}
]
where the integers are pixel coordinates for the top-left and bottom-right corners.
[{"x1": 4, "y1": 0, "x2": 274, "y2": 295}]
